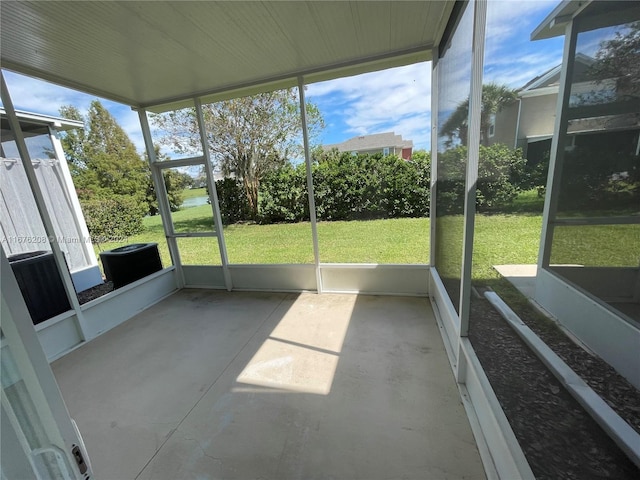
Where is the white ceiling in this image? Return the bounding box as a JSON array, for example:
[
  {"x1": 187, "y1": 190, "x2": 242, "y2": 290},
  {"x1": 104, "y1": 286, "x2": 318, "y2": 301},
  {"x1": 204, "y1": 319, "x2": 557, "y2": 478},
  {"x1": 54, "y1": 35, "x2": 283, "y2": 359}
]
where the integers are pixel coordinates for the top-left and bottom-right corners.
[{"x1": 1, "y1": 1, "x2": 454, "y2": 111}]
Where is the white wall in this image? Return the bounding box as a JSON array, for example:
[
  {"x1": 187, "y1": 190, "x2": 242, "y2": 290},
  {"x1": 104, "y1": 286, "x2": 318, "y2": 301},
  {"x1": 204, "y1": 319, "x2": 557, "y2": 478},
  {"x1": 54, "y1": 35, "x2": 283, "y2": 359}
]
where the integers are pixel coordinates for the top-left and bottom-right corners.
[{"x1": 535, "y1": 268, "x2": 640, "y2": 389}]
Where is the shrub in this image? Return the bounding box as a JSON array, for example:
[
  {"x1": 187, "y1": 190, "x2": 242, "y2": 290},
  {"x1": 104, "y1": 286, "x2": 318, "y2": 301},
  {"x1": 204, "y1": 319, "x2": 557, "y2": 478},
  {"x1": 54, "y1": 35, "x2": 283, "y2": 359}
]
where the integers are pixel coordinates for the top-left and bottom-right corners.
[
  {"x1": 435, "y1": 143, "x2": 526, "y2": 214},
  {"x1": 557, "y1": 146, "x2": 639, "y2": 213},
  {"x1": 380, "y1": 152, "x2": 430, "y2": 218},
  {"x1": 477, "y1": 143, "x2": 525, "y2": 211},
  {"x1": 202, "y1": 149, "x2": 433, "y2": 225},
  {"x1": 214, "y1": 177, "x2": 251, "y2": 224},
  {"x1": 258, "y1": 163, "x2": 308, "y2": 223},
  {"x1": 81, "y1": 195, "x2": 147, "y2": 244},
  {"x1": 312, "y1": 151, "x2": 430, "y2": 221}
]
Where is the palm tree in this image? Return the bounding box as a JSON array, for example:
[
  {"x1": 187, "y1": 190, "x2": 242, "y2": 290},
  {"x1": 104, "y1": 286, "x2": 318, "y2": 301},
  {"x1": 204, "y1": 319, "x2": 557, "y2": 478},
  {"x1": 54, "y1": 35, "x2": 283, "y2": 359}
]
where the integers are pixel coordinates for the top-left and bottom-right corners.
[{"x1": 441, "y1": 83, "x2": 517, "y2": 147}]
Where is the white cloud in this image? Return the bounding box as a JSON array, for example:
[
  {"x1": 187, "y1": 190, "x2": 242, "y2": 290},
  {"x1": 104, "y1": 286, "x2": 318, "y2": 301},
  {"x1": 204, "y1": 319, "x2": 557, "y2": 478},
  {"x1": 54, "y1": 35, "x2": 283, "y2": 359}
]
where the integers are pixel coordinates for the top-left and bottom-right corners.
[
  {"x1": 304, "y1": 2, "x2": 562, "y2": 152},
  {"x1": 484, "y1": 52, "x2": 562, "y2": 88},
  {"x1": 308, "y1": 62, "x2": 432, "y2": 149},
  {"x1": 486, "y1": 0, "x2": 559, "y2": 42},
  {"x1": 2, "y1": 71, "x2": 147, "y2": 153},
  {"x1": 3, "y1": 71, "x2": 89, "y2": 116}
]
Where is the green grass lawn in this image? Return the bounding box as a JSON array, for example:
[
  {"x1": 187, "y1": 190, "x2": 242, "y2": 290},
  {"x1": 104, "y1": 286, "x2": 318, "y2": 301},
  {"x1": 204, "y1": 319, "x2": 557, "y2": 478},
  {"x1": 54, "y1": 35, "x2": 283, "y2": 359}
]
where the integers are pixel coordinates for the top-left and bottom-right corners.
[
  {"x1": 94, "y1": 205, "x2": 540, "y2": 272},
  {"x1": 500, "y1": 188, "x2": 545, "y2": 214},
  {"x1": 549, "y1": 224, "x2": 640, "y2": 267},
  {"x1": 181, "y1": 187, "x2": 207, "y2": 199},
  {"x1": 93, "y1": 190, "x2": 635, "y2": 282}
]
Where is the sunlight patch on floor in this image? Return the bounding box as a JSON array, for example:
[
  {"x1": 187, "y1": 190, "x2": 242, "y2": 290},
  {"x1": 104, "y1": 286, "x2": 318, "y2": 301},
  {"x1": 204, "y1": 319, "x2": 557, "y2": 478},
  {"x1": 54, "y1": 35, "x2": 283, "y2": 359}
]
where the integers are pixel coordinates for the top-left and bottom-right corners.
[
  {"x1": 236, "y1": 338, "x2": 339, "y2": 394},
  {"x1": 235, "y1": 294, "x2": 356, "y2": 394}
]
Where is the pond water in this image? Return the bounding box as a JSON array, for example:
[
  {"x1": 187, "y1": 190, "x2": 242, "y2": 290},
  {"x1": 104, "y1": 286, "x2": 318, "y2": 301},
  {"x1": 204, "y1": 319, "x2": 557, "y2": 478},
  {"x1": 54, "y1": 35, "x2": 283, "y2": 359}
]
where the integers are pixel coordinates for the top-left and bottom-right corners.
[{"x1": 181, "y1": 196, "x2": 209, "y2": 208}]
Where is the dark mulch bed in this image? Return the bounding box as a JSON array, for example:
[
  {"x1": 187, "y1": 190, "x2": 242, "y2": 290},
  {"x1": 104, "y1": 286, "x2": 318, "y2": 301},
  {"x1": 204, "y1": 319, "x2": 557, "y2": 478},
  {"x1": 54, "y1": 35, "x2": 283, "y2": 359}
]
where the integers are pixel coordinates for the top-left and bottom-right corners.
[
  {"x1": 514, "y1": 299, "x2": 640, "y2": 435},
  {"x1": 77, "y1": 281, "x2": 114, "y2": 304},
  {"x1": 469, "y1": 294, "x2": 639, "y2": 479}
]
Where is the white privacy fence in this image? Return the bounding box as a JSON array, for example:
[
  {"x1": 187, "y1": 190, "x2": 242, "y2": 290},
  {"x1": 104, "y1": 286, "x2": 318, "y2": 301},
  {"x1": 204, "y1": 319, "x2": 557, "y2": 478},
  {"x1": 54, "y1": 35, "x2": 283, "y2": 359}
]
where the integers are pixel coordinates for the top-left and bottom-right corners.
[
  {"x1": 1, "y1": 157, "x2": 92, "y2": 272},
  {"x1": 0, "y1": 110, "x2": 103, "y2": 292}
]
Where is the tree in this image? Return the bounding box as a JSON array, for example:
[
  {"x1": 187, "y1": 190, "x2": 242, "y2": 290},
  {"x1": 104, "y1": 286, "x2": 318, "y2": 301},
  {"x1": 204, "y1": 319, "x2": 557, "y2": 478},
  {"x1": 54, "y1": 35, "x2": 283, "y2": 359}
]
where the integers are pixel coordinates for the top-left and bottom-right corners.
[
  {"x1": 59, "y1": 100, "x2": 187, "y2": 230},
  {"x1": 441, "y1": 83, "x2": 517, "y2": 147},
  {"x1": 58, "y1": 105, "x2": 87, "y2": 175},
  {"x1": 588, "y1": 21, "x2": 640, "y2": 99},
  {"x1": 61, "y1": 101, "x2": 149, "y2": 206},
  {"x1": 144, "y1": 146, "x2": 192, "y2": 215},
  {"x1": 151, "y1": 88, "x2": 324, "y2": 218}
]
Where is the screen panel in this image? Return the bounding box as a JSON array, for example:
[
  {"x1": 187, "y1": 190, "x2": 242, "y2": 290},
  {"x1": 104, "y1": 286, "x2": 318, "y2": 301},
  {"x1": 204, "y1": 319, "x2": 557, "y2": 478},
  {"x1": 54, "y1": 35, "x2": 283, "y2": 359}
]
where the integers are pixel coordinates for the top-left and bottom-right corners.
[{"x1": 434, "y1": 2, "x2": 474, "y2": 313}]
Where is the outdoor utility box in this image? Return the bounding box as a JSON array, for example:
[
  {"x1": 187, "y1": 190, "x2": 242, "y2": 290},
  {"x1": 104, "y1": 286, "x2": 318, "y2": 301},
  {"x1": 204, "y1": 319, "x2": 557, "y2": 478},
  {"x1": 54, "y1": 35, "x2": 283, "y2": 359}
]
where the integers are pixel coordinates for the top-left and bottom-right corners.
[
  {"x1": 99, "y1": 243, "x2": 162, "y2": 289},
  {"x1": 8, "y1": 250, "x2": 71, "y2": 325}
]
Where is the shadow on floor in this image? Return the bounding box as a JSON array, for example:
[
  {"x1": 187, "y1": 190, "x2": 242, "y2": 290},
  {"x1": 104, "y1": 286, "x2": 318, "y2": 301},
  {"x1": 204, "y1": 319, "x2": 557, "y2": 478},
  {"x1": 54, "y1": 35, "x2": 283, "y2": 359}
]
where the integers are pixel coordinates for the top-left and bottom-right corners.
[{"x1": 52, "y1": 290, "x2": 485, "y2": 479}]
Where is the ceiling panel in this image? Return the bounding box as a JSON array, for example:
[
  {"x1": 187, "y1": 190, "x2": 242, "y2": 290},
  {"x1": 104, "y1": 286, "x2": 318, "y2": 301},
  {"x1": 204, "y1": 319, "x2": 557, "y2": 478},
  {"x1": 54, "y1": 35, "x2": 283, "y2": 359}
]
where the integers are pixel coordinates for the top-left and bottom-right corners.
[{"x1": 1, "y1": 1, "x2": 454, "y2": 109}]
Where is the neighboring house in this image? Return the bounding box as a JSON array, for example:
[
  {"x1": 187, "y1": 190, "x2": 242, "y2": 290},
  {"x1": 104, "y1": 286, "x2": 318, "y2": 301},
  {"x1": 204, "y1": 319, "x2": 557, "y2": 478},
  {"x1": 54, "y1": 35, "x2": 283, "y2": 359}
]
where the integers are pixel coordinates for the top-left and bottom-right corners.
[
  {"x1": 490, "y1": 53, "x2": 639, "y2": 165},
  {"x1": 324, "y1": 132, "x2": 413, "y2": 160}
]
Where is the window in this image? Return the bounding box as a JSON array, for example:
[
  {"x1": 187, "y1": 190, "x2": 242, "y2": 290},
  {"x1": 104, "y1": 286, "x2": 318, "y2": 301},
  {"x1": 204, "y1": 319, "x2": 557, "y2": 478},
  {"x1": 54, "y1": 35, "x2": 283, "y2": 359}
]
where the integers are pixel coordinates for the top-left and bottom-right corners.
[
  {"x1": 488, "y1": 113, "x2": 496, "y2": 138},
  {"x1": 306, "y1": 67, "x2": 430, "y2": 265},
  {"x1": 546, "y1": 12, "x2": 640, "y2": 323},
  {"x1": 434, "y1": 0, "x2": 474, "y2": 312},
  {"x1": 202, "y1": 87, "x2": 314, "y2": 265}
]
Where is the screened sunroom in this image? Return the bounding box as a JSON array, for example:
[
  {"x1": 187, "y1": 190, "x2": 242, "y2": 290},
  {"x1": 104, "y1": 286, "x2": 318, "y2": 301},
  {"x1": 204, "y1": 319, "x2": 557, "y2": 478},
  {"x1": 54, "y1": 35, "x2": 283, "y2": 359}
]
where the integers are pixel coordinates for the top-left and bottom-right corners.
[{"x1": 1, "y1": 1, "x2": 638, "y2": 479}]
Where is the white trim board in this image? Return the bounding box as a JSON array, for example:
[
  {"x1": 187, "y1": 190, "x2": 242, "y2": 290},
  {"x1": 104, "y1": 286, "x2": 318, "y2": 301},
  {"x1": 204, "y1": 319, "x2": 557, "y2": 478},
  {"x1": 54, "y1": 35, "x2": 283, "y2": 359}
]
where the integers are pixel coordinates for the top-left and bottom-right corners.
[
  {"x1": 429, "y1": 268, "x2": 535, "y2": 480},
  {"x1": 535, "y1": 268, "x2": 640, "y2": 389},
  {"x1": 181, "y1": 263, "x2": 430, "y2": 296},
  {"x1": 38, "y1": 268, "x2": 178, "y2": 362}
]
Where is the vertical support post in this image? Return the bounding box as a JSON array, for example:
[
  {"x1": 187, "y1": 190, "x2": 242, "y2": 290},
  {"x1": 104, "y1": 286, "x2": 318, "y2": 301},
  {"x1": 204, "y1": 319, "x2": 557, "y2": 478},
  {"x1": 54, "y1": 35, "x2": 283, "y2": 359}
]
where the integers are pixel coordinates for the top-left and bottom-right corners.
[
  {"x1": 194, "y1": 98, "x2": 233, "y2": 291},
  {"x1": 429, "y1": 52, "x2": 439, "y2": 274},
  {"x1": 297, "y1": 77, "x2": 322, "y2": 294},
  {"x1": 458, "y1": 0, "x2": 486, "y2": 341},
  {"x1": 537, "y1": 20, "x2": 577, "y2": 270},
  {"x1": 137, "y1": 109, "x2": 185, "y2": 288},
  {"x1": 514, "y1": 98, "x2": 523, "y2": 150},
  {"x1": 1, "y1": 72, "x2": 88, "y2": 341}
]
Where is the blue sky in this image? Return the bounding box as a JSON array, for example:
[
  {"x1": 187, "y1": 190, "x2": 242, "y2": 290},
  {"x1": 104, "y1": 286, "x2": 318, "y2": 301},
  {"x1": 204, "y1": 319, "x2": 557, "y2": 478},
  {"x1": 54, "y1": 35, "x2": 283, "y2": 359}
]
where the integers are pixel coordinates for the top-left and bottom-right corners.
[{"x1": 2, "y1": 0, "x2": 564, "y2": 155}]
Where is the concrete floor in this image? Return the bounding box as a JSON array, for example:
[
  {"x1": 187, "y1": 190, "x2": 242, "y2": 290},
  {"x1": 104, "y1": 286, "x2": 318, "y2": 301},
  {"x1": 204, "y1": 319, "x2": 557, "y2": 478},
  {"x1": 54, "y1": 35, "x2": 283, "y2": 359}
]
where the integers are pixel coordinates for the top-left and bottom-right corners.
[{"x1": 52, "y1": 290, "x2": 485, "y2": 480}]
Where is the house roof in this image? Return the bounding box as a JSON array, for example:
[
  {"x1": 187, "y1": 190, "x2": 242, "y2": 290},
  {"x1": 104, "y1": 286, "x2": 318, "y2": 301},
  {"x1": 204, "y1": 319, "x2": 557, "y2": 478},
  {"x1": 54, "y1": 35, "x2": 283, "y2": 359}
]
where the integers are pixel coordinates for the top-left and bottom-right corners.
[
  {"x1": 0, "y1": 108, "x2": 84, "y2": 134},
  {"x1": 519, "y1": 53, "x2": 596, "y2": 96},
  {"x1": 0, "y1": 1, "x2": 455, "y2": 113},
  {"x1": 531, "y1": 0, "x2": 592, "y2": 40},
  {"x1": 531, "y1": 0, "x2": 639, "y2": 41},
  {"x1": 325, "y1": 132, "x2": 413, "y2": 152},
  {"x1": 520, "y1": 66, "x2": 562, "y2": 92}
]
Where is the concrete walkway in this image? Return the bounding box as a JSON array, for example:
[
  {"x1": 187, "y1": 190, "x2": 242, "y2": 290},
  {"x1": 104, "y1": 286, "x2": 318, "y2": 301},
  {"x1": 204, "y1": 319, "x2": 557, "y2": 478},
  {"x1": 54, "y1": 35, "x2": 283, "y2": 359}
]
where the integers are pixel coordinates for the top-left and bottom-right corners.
[
  {"x1": 53, "y1": 290, "x2": 485, "y2": 479},
  {"x1": 494, "y1": 264, "x2": 538, "y2": 299}
]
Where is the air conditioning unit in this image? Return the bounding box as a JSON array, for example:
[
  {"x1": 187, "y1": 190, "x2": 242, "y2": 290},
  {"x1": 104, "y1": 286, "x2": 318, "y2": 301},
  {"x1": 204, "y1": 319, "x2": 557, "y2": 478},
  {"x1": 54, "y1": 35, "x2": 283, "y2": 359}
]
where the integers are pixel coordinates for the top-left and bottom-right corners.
[
  {"x1": 99, "y1": 243, "x2": 162, "y2": 289},
  {"x1": 8, "y1": 250, "x2": 71, "y2": 325}
]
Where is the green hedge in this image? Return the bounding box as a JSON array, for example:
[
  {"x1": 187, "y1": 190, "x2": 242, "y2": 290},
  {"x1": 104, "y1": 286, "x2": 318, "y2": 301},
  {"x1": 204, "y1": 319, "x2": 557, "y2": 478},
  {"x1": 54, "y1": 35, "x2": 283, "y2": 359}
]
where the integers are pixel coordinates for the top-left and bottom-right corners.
[
  {"x1": 213, "y1": 145, "x2": 524, "y2": 224},
  {"x1": 312, "y1": 151, "x2": 431, "y2": 220},
  {"x1": 81, "y1": 195, "x2": 147, "y2": 243},
  {"x1": 215, "y1": 177, "x2": 251, "y2": 224},
  {"x1": 259, "y1": 163, "x2": 309, "y2": 223},
  {"x1": 436, "y1": 144, "x2": 526, "y2": 214}
]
